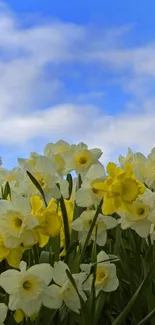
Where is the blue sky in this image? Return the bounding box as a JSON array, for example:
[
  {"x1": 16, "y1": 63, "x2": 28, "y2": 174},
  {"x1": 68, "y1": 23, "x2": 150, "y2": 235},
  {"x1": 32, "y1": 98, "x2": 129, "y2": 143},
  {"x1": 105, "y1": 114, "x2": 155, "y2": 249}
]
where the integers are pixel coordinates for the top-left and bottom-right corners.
[{"x1": 1, "y1": 0, "x2": 155, "y2": 169}]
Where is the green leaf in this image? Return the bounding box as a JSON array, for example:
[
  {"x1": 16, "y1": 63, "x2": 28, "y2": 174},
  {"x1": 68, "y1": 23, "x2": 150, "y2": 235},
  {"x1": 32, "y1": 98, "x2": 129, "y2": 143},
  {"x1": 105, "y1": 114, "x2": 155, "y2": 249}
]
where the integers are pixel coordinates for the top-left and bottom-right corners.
[
  {"x1": 64, "y1": 241, "x2": 78, "y2": 264},
  {"x1": 58, "y1": 194, "x2": 70, "y2": 255},
  {"x1": 66, "y1": 269, "x2": 89, "y2": 324},
  {"x1": 66, "y1": 269, "x2": 83, "y2": 300},
  {"x1": 39, "y1": 251, "x2": 50, "y2": 264},
  {"x1": 48, "y1": 236, "x2": 60, "y2": 262},
  {"x1": 79, "y1": 199, "x2": 103, "y2": 263},
  {"x1": 94, "y1": 291, "x2": 107, "y2": 325},
  {"x1": 91, "y1": 226, "x2": 97, "y2": 264},
  {"x1": 137, "y1": 307, "x2": 155, "y2": 325},
  {"x1": 26, "y1": 171, "x2": 47, "y2": 207},
  {"x1": 33, "y1": 244, "x2": 40, "y2": 264},
  {"x1": 112, "y1": 260, "x2": 155, "y2": 325},
  {"x1": 3, "y1": 181, "x2": 11, "y2": 200},
  {"x1": 66, "y1": 173, "x2": 73, "y2": 199},
  {"x1": 114, "y1": 225, "x2": 121, "y2": 255}
]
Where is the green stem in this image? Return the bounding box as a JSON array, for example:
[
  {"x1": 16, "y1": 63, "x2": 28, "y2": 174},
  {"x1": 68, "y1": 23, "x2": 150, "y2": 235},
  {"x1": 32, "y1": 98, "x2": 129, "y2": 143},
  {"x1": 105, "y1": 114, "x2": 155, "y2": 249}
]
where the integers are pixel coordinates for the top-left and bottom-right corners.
[
  {"x1": 59, "y1": 195, "x2": 70, "y2": 252},
  {"x1": 79, "y1": 199, "x2": 103, "y2": 264},
  {"x1": 33, "y1": 244, "x2": 40, "y2": 264}
]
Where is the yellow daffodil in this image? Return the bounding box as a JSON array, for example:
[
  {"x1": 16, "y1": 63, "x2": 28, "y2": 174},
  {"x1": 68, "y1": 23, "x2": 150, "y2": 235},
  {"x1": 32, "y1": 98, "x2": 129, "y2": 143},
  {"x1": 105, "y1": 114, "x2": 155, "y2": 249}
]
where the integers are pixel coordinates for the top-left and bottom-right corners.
[
  {"x1": 93, "y1": 162, "x2": 146, "y2": 215},
  {"x1": 30, "y1": 196, "x2": 62, "y2": 247}
]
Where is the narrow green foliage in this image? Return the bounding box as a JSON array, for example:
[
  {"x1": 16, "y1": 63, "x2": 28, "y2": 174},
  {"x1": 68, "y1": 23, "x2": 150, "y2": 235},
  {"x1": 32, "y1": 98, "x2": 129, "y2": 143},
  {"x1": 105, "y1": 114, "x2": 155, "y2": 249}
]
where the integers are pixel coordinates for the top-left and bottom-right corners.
[
  {"x1": 3, "y1": 181, "x2": 11, "y2": 200},
  {"x1": 59, "y1": 195, "x2": 70, "y2": 252},
  {"x1": 79, "y1": 199, "x2": 103, "y2": 263},
  {"x1": 137, "y1": 307, "x2": 155, "y2": 325},
  {"x1": 26, "y1": 171, "x2": 47, "y2": 206},
  {"x1": 66, "y1": 173, "x2": 73, "y2": 199},
  {"x1": 112, "y1": 259, "x2": 155, "y2": 325}
]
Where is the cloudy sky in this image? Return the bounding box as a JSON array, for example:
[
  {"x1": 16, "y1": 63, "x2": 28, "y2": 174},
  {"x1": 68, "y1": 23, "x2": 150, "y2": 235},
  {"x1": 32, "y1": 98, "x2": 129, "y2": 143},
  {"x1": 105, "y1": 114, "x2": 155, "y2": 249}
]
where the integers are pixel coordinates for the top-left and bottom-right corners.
[{"x1": 1, "y1": 0, "x2": 155, "y2": 169}]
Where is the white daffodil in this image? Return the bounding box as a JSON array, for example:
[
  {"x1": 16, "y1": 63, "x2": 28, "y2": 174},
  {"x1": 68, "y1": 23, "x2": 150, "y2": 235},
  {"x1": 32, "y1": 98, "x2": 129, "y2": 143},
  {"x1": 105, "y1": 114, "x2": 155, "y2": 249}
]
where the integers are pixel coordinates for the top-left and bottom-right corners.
[
  {"x1": 0, "y1": 167, "x2": 25, "y2": 195},
  {"x1": 44, "y1": 140, "x2": 71, "y2": 175},
  {"x1": 0, "y1": 263, "x2": 53, "y2": 317},
  {"x1": 62, "y1": 142, "x2": 102, "y2": 177},
  {"x1": 119, "y1": 148, "x2": 146, "y2": 183},
  {"x1": 144, "y1": 155, "x2": 155, "y2": 191},
  {"x1": 44, "y1": 140, "x2": 71, "y2": 156},
  {"x1": 80, "y1": 251, "x2": 119, "y2": 296},
  {"x1": 71, "y1": 210, "x2": 117, "y2": 246},
  {"x1": 43, "y1": 261, "x2": 87, "y2": 314},
  {"x1": 18, "y1": 155, "x2": 69, "y2": 200},
  {"x1": 75, "y1": 164, "x2": 106, "y2": 207},
  {"x1": 0, "y1": 303, "x2": 8, "y2": 325},
  {"x1": 0, "y1": 197, "x2": 38, "y2": 248},
  {"x1": 117, "y1": 189, "x2": 155, "y2": 238}
]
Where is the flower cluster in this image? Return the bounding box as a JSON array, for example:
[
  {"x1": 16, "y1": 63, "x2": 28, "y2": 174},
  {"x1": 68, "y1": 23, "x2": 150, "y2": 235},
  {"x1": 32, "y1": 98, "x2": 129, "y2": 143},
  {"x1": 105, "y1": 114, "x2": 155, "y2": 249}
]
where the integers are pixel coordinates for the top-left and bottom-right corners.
[{"x1": 1, "y1": 141, "x2": 155, "y2": 325}]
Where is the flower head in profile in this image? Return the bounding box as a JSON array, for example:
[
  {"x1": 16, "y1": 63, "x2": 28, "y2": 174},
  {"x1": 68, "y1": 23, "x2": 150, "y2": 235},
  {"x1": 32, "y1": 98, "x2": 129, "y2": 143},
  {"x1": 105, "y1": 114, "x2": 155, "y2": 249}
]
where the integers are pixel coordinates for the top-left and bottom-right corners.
[
  {"x1": 119, "y1": 148, "x2": 146, "y2": 182},
  {"x1": 75, "y1": 164, "x2": 106, "y2": 208},
  {"x1": 118, "y1": 189, "x2": 155, "y2": 238},
  {"x1": 44, "y1": 140, "x2": 71, "y2": 175},
  {"x1": 71, "y1": 210, "x2": 117, "y2": 246},
  {"x1": 43, "y1": 261, "x2": 87, "y2": 314},
  {"x1": 18, "y1": 154, "x2": 69, "y2": 200},
  {"x1": 0, "y1": 262, "x2": 53, "y2": 317},
  {"x1": 30, "y1": 195, "x2": 62, "y2": 248},
  {"x1": 80, "y1": 251, "x2": 119, "y2": 296}
]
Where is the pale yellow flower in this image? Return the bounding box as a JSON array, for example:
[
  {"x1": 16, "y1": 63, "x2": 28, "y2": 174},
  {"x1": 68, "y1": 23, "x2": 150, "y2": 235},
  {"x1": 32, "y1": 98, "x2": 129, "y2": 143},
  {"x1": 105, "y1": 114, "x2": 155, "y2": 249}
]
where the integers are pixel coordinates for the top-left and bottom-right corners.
[
  {"x1": 80, "y1": 251, "x2": 119, "y2": 296},
  {"x1": 0, "y1": 263, "x2": 53, "y2": 317},
  {"x1": 43, "y1": 261, "x2": 87, "y2": 314}
]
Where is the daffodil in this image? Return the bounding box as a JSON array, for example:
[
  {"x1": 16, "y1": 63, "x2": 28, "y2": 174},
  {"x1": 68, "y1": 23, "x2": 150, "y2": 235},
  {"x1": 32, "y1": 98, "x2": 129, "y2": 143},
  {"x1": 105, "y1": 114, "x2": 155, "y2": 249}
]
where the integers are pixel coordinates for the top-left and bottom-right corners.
[
  {"x1": 44, "y1": 140, "x2": 71, "y2": 175},
  {"x1": 144, "y1": 160, "x2": 155, "y2": 191},
  {"x1": 119, "y1": 148, "x2": 146, "y2": 182},
  {"x1": 42, "y1": 261, "x2": 87, "y2": 314},
  {"x1": 62, "y1": 142, "x2": 102, "y2": 176},
  {"x1": 93, "y1": 162, "x2": 145, "y2": 215},
  {"x1": 0, "y1": 197, "x2": 38, "y2": 248},
  {"x1": 117, "y1": 189, "x2": 155, "y2": 237},
  {"x1": 14, "y1": 309, "x2": 39, "y2": 323},
  {"x1": 80, "y1": 251, "x2": 119, "y2": 296},
  {"x1": 0, "y1": 234, "x2": 23, "y2": 268},
  {"x1": 71, "y1": 210, "x2": 117, "y2": 246},
  {"x1": 19, "y1": 155, "x2": 69, "y2": 201},
  {"x1": 30, "y1": 195, "x2": 74, "y2": 250},
  {"x1": 138, "y1": 147, "x2": 155, "y2": 191},
  {"x1": 14, "y1": 310, "x2": 24, "y2": 323},
  {"x1": 75, "y1": 164, "x2": 106, "y2": 207},
  {"x1": 0, "y1": 167, "x2": 25, "y2": 200},
  {"x1": 0, "y1": 262, "x2": 53, "y2": 317},
  {"x1": 30, "y1": 196, "x2": 62, "y2": 247}
]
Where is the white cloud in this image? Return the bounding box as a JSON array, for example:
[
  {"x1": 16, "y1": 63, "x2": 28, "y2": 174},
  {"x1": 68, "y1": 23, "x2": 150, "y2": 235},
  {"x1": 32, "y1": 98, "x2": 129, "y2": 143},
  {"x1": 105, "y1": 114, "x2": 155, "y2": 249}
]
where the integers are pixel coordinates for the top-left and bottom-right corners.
[
  {"x1": 1, "y1": 103, "x2": 155, "y2": 166},
  {"x1": 1, "y1": 2, "x2": 155, "y2": 168}
]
